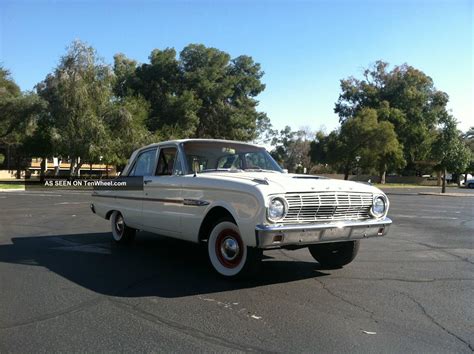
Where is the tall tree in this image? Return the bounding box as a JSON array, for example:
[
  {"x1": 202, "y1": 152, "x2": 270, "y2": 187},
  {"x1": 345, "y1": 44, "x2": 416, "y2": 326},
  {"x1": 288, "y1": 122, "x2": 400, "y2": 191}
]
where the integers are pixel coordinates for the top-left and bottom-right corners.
[
  {"x1": 37, "y1": 40, "x2": 118, "y2": 177},
  {"x1": 335, "y1": 61, "x2": 448, "y2": 174},
  {"x1": 0, "y1": 66, "x2": 46, "y2": 175},
  {"x1": 463, "y1": 127, "x2": 474, "y2": 183},
  {"x1": 432, "y1": 116, "x2": 471, "y2": 193},
  {"x1": 114, "y1": 44, "x2": 266, "y2": 141},
  {"x1": 270, "y1": 126, "x2": 313, "y2": 173},
  {"x1": 310, "y1": 108, "x2": 405, "y2": 181}
]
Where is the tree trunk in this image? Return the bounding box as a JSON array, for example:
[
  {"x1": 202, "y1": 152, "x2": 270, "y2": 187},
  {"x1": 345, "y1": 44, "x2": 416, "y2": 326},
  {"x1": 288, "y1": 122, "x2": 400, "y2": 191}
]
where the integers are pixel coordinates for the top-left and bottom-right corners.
[
  {"x1": 54, "y1": 158, "x2": 61, "y2": 176},
  {"x1": 15, "y1": 155, "x2": 21, "y2": 179},
  {"x1": 437, "y1": 170, "x2": 441, "y2": 186},
  {"x1": 379, "y1": 170, "x2": 386, "y2": 184},
  {"x1": 75, "y1": 162, "x2": 83, "y2": 178},
  {"x1": 441, "y1": 167, "x2": 446, "y2": 193},
  {"x1": 69, "y1": 157, "x2": 77, "y2": 179},
  {"x1": 465, "y1": 172, "x2": 468, "y2": 185},
  {"x1": 6, "y1": 144, "x2": 10, "y2": 170},
  {"x1": 40, "y1": 157, "x2": 46, "y2": 183}
]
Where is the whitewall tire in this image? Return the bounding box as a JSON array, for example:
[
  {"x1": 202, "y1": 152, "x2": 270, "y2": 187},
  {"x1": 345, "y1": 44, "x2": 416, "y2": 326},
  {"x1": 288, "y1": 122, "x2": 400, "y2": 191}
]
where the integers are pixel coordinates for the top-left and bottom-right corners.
[
  {"x1": 110, "y1": 211, "x2": 135, "y2": 243},
  {"x1": 207, "y1": 219, "x2": 261, "y2": 278}
]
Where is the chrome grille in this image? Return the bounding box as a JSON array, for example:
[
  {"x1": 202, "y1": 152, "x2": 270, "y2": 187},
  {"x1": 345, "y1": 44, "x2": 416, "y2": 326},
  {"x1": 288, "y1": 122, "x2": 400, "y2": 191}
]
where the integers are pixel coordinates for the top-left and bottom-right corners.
[{"x1": 283, "y1": 192, "x2": 373, "y2": 224}]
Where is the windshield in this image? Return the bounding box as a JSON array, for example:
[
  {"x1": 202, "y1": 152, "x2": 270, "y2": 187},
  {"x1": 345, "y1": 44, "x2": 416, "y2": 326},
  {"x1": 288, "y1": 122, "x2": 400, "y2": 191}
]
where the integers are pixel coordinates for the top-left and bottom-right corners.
[{"x1": 182, "y1": 141, "x2": 283, "y2": 174}]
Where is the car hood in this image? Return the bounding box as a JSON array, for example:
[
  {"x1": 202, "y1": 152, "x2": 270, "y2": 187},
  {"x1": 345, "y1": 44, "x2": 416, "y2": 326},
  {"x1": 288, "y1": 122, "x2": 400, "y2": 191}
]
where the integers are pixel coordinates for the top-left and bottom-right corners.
[{"x1": 197, "y1": 172, "x2": 380, "y2": 194}]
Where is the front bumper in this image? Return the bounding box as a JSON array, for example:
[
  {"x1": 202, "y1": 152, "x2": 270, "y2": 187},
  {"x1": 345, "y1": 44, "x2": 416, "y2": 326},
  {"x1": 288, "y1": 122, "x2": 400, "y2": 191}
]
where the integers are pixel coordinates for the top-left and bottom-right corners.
[{"x1": 255, "y1": 217, "x2": 392, "y2": 249}]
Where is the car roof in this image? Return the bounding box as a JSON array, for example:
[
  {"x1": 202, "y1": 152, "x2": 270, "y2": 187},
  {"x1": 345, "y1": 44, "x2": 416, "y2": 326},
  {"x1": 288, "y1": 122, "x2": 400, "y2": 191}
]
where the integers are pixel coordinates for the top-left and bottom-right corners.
[{"x1": 137, "y1": 139, "x2": 264, "y2": 152}]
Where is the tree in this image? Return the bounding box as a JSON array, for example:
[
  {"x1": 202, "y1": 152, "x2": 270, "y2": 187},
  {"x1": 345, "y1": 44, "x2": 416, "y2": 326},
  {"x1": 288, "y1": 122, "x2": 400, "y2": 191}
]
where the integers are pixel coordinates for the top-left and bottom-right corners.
[
  {"x1": 102, "y1": 96, "x2": 154, "y2": 169},
  {"x1": 0, "y1": 66, "x2": 46, "y2": 176},
  {"x1": 37, "y1": 40, "x2": 134, "y2": 177},
  {"x1": 462, "y1": 127, "x2": 474, "y2": 183},
  {"x1": 114, "y1": 44, "x2": 266, "y2": 141},
  {"x1": 22, "y1": 110, "x2": 56, "y2": 181},
  {"x1": 335, "y1": 61, "x2": 448, "y2": 174},
  {"x1": 270, "y1": 126, "x2": 313, "y2": 173},
  {"x1": 253, "y1": 112, "x2": 276, "y2": 145},
  {"x1": 310, "y1": 108, "x2": 405, "y2": 181},
  {"x1": 432, "y1": 116, "x2": 471, "y2": 193}
]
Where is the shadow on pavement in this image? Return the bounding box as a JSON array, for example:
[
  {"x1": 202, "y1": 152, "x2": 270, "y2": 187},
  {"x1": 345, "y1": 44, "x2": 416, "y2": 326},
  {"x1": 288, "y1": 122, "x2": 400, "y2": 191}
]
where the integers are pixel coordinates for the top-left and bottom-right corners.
[{"x1": 0, "y1": 232, "x2": 329, "y2": 298}]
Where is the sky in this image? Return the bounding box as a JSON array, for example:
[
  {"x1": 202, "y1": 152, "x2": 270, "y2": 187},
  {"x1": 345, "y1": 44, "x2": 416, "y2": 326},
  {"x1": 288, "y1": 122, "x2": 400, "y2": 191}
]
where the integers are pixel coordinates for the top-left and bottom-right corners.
[{"x1": 1, "y1": 0, "x2": 472, "y2": 132}]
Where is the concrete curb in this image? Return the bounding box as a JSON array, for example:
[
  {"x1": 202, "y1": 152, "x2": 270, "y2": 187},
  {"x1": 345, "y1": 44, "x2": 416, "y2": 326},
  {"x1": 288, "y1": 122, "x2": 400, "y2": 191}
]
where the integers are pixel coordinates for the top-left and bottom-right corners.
[{"x1": 418, "y1": 192, "x2": 474, "y2": 197}]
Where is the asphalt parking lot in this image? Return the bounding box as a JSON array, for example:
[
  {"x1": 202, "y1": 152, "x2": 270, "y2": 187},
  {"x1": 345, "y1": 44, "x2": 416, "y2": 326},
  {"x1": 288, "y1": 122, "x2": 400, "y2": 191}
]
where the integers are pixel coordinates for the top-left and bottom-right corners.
[{"x1": 0, "y1": 188, "x2": 472, "y2": 353}]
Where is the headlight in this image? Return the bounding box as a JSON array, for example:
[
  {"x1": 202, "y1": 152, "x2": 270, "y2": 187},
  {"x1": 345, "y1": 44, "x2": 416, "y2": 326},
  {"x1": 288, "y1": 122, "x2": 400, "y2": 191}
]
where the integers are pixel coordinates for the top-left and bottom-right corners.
[
  {"x1": 268, "y1": 197, "x2": 287, "y2": 222},
  {"x1": 371, "y1": 195, "x2": 387, "y2": 217}
]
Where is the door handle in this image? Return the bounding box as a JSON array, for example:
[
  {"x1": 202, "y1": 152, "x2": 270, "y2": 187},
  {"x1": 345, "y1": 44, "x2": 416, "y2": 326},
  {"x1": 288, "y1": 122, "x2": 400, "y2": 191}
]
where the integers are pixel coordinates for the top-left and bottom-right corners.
[{"x1": 144, "y1": 179, "x2": 152, "y2": 184}]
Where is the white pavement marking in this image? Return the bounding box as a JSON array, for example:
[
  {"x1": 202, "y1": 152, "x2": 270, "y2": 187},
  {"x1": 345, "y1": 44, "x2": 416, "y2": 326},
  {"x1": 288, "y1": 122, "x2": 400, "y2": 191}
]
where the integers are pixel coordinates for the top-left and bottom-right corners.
[
  {"x1": 0, "y1": 193, "x2": 63, "y2": 197},
  {"x1": 54, "y1": 202, "x2": 90, "y2": 205},
  {"x1": 198, "y1": 296, "x2": 263, "y2": 321},
  {"x1": 391, "y1": 214, "x2": 458, "y2": 220},
  {"x1": 391, "y1": 209, "x2": 461, "y2": 214}
]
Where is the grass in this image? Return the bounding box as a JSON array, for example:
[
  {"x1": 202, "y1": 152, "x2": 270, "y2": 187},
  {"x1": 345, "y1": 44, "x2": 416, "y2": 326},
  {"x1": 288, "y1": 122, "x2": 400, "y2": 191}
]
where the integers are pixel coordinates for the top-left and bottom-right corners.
[{"x1": 0, "y1": 183, "x2": 25, "y2": 190}]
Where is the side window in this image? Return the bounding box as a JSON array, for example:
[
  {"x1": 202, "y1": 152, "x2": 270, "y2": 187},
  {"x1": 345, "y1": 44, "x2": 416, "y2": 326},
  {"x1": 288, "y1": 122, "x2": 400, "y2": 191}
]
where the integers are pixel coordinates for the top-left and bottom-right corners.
[
  {"x1": 129, "y1": 149, "x2": 157, "y2": 177},
  {"x1": 156, "y1": 147, "x2": 179, "y2": 176}
]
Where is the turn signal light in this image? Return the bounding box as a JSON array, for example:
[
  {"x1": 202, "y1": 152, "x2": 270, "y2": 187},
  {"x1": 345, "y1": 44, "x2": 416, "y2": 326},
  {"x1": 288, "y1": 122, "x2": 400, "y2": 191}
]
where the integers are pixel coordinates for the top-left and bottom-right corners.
[{"x1": 273, "y1": 235, "x2": 283, "y2": 243}]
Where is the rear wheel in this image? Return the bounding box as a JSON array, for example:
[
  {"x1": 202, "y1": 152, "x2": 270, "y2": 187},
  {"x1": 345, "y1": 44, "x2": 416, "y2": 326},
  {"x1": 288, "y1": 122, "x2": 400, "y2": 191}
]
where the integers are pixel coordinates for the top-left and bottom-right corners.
[
  {"x1": 468, "y1": 183, "x2": 474, "y2": 189},
  {"x1": 207, "y1": 218, "x2": 262, "y2": 278},
  {"x1": 110, "y1": 211, "x2": 136, "y2": 244},
  {"x1": 308, "y1": 241, "x2": 360, "y2": 268}
]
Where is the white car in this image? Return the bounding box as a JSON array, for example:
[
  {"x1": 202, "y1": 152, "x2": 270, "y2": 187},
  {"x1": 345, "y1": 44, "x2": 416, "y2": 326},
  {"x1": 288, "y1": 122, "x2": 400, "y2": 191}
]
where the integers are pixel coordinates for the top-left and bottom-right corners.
[
  {"x1": 464, "y1": 179, "x2": 474, "y2": 188},
  {"x1": 91, "y1": 139, "x2": 392, "y2": 278}
]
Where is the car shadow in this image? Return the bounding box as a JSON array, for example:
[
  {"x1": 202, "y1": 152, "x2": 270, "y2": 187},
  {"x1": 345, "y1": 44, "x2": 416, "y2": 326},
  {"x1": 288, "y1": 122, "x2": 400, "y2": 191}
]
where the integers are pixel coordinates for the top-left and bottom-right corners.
[{"x1": 0, "y1": 232, "x2": 330, "y2": 298}]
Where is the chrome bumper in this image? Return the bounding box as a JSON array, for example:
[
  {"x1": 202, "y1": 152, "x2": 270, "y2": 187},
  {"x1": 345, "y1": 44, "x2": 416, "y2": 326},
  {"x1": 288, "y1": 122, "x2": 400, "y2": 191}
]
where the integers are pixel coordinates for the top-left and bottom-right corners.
[{"x1": 255, "y1": 217, "x2": 392, "y2": 249}]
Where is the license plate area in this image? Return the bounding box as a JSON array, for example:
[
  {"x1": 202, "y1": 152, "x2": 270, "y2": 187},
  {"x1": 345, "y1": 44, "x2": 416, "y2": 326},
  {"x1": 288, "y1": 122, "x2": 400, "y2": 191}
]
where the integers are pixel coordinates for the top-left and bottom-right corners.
[{"x1": 322, "y1": 227, "x2": 351, "y2": 240}]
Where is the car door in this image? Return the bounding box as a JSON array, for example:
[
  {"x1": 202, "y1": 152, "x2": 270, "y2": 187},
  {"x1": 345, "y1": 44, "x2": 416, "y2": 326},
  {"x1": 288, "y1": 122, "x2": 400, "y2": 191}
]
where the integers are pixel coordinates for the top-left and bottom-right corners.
[
  {"x1": 122, "y1": 147, "x2": 158, "y2": 228},
  {"x1": 141, "y1": 145, "x2": 183, "y2": 236}
]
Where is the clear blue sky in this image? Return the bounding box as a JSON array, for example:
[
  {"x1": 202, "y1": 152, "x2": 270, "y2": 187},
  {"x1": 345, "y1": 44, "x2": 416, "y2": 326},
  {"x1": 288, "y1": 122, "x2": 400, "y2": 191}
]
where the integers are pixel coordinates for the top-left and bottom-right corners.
[{"x1": 1, "y1": 0, "x2": 472, "y2": 132}]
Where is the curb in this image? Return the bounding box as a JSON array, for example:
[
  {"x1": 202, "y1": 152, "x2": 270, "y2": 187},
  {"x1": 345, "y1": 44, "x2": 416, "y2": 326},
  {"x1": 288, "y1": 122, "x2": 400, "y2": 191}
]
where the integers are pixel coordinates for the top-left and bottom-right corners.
[{"x1": 418, "y1": 192, "x2": 474, "y2": 197}]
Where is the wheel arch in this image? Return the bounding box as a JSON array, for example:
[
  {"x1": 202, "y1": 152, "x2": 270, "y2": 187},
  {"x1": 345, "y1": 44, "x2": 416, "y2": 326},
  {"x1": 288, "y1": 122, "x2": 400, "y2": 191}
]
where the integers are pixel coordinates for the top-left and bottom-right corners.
[
  {"x1": 198, "y1": 206, "x2": 237, "y2": 242},
  {"x1": 105, "y1": 210, "x2": 116, "y2": 220}
]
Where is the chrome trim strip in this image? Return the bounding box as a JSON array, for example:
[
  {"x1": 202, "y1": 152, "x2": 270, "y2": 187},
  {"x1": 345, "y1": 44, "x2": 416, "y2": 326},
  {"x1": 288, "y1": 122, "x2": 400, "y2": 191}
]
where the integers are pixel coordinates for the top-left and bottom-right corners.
[
  {"x1": 256, "y1": 217, "x2": 392, "y2": 232},
  {"x1": 92, "y1": 193, "x2": 210, "y2": 206},
  {"x1": 91, "y1": 194, "x2": 183, "y2": 204},
  {"x1": 255, "y1": 217, "x2": 392, "y2": 249},
  {"x1": 183, "y1": 199, "x2": 210, "y2": 206}
]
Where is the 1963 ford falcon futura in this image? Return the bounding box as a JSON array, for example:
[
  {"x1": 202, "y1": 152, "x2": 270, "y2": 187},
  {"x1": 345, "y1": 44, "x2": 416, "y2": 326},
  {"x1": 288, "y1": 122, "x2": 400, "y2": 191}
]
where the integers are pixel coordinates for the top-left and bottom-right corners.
[{"x1": 91, "y1": 139, "x2": 392, "y2": 278}]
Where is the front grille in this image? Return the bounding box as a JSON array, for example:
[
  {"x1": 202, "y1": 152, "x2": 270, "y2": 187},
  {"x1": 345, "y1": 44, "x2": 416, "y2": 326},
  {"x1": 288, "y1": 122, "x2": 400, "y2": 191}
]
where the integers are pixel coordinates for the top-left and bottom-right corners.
[{"x1": 283, "y1": 192, "x2": 373, "y2": 224}]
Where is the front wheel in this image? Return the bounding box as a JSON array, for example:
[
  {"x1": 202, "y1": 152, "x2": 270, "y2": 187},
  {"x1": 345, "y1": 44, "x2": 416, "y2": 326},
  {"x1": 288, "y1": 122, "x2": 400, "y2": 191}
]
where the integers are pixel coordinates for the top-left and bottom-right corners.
[
  {"x1": 110, "y1": 211, "x2": 136, "y2": 244},
  {"x1": 308, "y1": 241, "x2": 360, "y2": 268},
  {"x1": 207, "y1": 219, "x2": 262, "y2": 278}
]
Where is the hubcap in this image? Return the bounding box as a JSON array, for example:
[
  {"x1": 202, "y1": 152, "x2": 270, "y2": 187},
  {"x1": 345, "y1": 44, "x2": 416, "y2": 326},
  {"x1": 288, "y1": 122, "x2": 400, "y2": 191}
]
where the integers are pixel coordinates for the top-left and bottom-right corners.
[
  {"x1": 220, "y1": 237, "x2": 240, "y2": 261},
  {"x1": 215, "y1": 228, "x2": 244, "y2": 268},
  {"x1": 115, "y1": 215, "x2": 124, "y2": 236}
]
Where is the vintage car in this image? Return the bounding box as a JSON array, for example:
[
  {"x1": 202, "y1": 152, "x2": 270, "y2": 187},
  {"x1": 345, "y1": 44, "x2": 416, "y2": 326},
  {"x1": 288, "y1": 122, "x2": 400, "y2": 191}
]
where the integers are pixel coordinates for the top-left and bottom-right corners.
[{"x1": 91, "y1": 139, "x2": 392, "y2": 278}]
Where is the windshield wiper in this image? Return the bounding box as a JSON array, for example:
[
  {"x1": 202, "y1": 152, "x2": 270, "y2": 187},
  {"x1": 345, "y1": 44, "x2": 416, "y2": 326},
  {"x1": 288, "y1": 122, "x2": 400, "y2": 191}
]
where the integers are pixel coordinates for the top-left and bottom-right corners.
[
  {"x1": 200, "y1": 168, "x2": 242, "y2": 173},
  {"x1": 243, "y1": 168, "x2": 279, "y2": 173}
]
